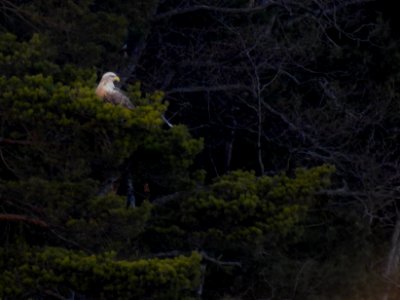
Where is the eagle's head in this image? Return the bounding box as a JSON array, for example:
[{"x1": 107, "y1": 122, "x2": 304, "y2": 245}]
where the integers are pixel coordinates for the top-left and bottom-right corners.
[
  {"x1": 101, "y1": 72, "x2": 120, "y2": 83},
  {"x1": 96, "y1": 72, "x2": 121, "y2": 97}
]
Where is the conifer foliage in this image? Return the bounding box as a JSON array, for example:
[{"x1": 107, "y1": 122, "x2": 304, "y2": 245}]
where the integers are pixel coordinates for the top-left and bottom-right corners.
[{"x1": 1, "y1": 1, "x2": 398, "y2": 299}]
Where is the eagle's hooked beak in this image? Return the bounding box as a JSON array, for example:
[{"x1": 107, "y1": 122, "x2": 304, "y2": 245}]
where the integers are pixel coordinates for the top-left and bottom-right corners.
[{"x1": 114, "y1": 76, "x2": 120, "y2": 82}]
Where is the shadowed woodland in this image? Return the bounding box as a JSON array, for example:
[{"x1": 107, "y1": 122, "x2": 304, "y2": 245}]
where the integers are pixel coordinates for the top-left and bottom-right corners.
[{"x1": 1, "y1": 0, "x2": 400, "y2": 299}]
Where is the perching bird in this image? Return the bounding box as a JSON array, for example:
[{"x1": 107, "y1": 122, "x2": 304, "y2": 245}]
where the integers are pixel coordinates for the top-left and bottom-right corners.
[
  {"x1": 96, "y1": 72, "x2": 135, "y2": 109},
  {"x1": 96, "y1": 71, "x2": 173, "y2": 127}
]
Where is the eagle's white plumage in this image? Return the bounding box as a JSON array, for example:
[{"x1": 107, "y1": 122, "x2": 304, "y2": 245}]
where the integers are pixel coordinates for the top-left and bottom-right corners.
[
  {"x1": 96, "y1": 72, "x2": 135, "y2": 109},
  {"x1": 96, "y1": 72, "x2": 173, "y2": 127}
]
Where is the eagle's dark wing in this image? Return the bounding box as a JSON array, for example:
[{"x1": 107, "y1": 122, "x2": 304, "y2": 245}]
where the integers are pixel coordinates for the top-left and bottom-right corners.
[{"x1": 104, "y1": 88, "x2": 135, "y2": 110}]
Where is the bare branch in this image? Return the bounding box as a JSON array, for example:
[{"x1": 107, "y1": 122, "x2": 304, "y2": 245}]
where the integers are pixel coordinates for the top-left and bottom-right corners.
[
  {"x1": 0, "y1": 213, "x2": 49, "y2": 228},
  {"x1": 200, "y1": 251, "x2": 242, "y2": 267},
  {"x1": 153, "y1": 3, "x2": 277, "y2": 21},
  {"x1": 165, "y1": 84, "x2": 248, "y2": 95},
  {"x1": 0, "y1": 137, "x2": 33, "y2": 145}
]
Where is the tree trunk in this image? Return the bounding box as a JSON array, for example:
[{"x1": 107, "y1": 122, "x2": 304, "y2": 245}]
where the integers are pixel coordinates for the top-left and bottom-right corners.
[
  {"x1": 382, "y1": 214, "x2": 400, "y2": 300},
  {"x1": 257, "y1": 96, "x2": 265, "y2": 175}
]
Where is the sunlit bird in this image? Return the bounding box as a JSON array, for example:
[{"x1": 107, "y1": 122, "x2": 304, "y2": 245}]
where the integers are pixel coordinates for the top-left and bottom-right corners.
[
  {"x1": 96, "y1": 72, "x2": 135, "y2": 109},
  {"x1": 96, "y1": 72, "x2": 173, "y2": 127}
]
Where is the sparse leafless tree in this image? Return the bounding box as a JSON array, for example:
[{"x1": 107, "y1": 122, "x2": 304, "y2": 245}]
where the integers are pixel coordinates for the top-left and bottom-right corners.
[{"x1": 119, "y1": 0, "x2": 400, "y2": 297}]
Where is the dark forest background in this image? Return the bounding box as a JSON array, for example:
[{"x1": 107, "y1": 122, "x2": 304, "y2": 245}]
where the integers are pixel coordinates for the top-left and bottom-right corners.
[{"x1": 1, "y1": 0, "x2": 400, "y2": 299}]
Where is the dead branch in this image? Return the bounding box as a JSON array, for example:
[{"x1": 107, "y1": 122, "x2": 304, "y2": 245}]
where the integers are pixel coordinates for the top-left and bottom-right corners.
[
  {"x1": 153, "y1": 3, "x2": 277, "y2": 21},
  {"x1": 0, "y1": 137, "x2": 33, "y2": 145},
  {"x1": 200, "y1": 251, "x2": 242, "y2": 267},
  {"x1": 165, "y1": 84, "x2": 248, "y2": 95},
  {"x1": 0, "y1": 213, "x2": 48, "y2": 228}
]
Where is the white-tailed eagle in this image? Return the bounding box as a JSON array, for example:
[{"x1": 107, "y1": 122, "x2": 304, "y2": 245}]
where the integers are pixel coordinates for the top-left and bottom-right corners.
[
  {"x1": 96, "y1": 72, "x2": 173, "y2": 127},
  {"x1": 96, "y1": 72, "x2": 135, "y2": 109}
]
